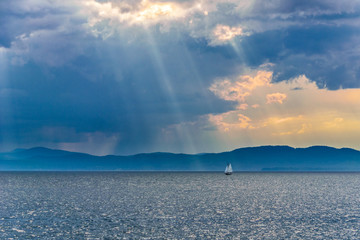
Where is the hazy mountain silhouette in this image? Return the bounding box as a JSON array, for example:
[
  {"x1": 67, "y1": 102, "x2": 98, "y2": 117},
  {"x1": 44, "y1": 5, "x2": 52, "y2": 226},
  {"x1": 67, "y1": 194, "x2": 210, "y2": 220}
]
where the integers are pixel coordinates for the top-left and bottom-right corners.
[{"x1": 1, "y1": 146, "x2": 360, "y2": 171}]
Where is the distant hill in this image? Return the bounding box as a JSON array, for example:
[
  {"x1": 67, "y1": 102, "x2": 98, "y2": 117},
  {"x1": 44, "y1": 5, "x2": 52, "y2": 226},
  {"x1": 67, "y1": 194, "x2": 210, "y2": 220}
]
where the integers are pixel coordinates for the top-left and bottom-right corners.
[{"x1": 1, "y1": 146, "x2": 360, "y2": 171}]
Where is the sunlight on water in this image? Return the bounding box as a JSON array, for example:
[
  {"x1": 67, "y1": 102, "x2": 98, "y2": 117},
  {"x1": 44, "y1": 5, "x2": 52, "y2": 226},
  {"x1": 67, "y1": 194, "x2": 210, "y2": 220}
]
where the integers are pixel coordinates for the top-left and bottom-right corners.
[{"x1": 1, "y1": 172, "x2": 360, "y2": 239}]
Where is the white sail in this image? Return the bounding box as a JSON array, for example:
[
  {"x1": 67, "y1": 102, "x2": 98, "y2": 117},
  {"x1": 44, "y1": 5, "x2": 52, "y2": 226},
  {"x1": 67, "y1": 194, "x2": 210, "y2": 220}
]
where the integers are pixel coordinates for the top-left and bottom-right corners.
[
  {"x1": 225, "y1": 163, "x2": 232, "y2": 174},
  {"x1": 228, "y1": 164, "x2": 232, "y2": 173}
]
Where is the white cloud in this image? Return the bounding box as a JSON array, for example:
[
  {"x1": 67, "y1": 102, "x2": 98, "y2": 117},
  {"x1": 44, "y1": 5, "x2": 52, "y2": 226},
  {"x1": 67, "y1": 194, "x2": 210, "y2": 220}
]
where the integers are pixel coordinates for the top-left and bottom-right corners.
[
  {"x1": 83, "y1": 0, "x2": 188, "y2": 27},
  {"x1": 209, "y1": 24, "x2": 247, "y2": 46}
]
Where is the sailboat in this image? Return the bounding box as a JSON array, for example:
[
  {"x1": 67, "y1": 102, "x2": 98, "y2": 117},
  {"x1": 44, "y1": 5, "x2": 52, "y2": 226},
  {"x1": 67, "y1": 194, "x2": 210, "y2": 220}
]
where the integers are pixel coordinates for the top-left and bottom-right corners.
[{"x1": 224, "y1": 163, "x2": 233, "y2": 175}]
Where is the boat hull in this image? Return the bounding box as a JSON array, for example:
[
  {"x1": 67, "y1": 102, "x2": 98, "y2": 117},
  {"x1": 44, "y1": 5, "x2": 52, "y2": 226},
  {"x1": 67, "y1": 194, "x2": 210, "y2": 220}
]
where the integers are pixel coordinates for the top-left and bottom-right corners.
[{"x1": 225, "y1": 172, "x2": 232, "y2": 175}]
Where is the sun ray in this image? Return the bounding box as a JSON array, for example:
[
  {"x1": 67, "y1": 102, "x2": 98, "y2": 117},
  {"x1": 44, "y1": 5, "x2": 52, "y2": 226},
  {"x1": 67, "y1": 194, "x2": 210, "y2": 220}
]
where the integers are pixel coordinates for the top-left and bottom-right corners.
[
  {"x1": 143, "y1": 28, "x2": 198, "y2": 153},
  {"x1": 0, "y1": 47, "x2": 13, "y2": 151}
]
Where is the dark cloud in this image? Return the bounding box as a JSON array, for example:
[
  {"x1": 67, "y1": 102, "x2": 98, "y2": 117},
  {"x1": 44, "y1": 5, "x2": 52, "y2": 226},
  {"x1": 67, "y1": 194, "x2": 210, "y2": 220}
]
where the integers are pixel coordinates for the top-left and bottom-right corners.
[
  {"x1": 234, "y1": 24, "x2": 360, "y2": 89},
  {"x1": 1, "y1": 0, "x2": 360, "y2": 154},
  {"x1": 249, "y1": 0, "x2": 360, "y2": 16},
  {"x1": 0, "y1": 45, "x2": 235, "y2": 153}
]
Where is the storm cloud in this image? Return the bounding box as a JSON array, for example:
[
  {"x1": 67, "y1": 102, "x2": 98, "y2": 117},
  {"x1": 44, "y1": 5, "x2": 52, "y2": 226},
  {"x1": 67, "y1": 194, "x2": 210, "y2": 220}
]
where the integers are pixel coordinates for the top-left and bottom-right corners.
[{"x1": 1, "y1": 0, "x2": 360, "y2": 154}]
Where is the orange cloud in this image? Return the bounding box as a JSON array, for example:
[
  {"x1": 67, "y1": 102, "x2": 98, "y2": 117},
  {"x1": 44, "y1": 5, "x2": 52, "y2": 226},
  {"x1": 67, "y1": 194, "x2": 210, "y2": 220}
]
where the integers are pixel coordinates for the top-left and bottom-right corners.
[
  {"x1": 237, "y1": 103, "x2": 249, "y2": 110},
  {"x1": 237, "y1": 114, "x2": 252, "y2": 129},
  {"x1": 208, "y1": 111, "x2": 252, "y2": 132},
  {"x1": 207, "y1": 73, "x2": 360, "y2": 148},
  {"x1": 262, "y1": 116, "x2": 304, "y2": 126},
  {"x1": 266, "y1": 93, "x2": 287, "y2": 104},
  {"x1": 323, "y1": 117, "x2": 344, "y2": 128},
  {"x1": 209, "y1": 70, "x2": 272, "y2": 102}
]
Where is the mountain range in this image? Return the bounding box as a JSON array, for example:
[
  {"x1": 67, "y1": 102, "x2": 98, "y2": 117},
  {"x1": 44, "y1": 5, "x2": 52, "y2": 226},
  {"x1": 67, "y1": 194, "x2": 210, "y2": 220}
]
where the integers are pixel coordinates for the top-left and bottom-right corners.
[{"x1": 1, "y1": 146, "x2": 360, "y2": 171}]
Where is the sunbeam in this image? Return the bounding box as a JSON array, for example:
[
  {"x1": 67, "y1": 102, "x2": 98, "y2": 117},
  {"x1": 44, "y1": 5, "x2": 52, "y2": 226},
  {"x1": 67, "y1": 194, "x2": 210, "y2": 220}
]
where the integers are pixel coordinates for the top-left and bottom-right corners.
[
  {"x1": 0, "y1": 47, "x2": 13, "y2": 152},
  {"x1": 143, "y1": 28, "x2": 198, "y2": 153},
  {"x1": 1, "y1": 0, "x2": 360, "y2": 155}
]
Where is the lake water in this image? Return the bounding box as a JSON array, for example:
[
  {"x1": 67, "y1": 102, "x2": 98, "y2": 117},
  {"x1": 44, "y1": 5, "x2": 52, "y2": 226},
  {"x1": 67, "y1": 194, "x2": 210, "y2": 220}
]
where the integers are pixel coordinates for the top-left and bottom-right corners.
[{"x1": 1, "y1": 172, "x2": 360, "y2": 239}]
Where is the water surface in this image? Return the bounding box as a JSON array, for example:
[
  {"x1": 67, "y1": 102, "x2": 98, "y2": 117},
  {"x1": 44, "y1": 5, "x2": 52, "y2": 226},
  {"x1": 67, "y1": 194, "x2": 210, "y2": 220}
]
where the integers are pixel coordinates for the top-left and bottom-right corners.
[{"x1": 1, "y1": 172, "x2": 360, "y2": 239}]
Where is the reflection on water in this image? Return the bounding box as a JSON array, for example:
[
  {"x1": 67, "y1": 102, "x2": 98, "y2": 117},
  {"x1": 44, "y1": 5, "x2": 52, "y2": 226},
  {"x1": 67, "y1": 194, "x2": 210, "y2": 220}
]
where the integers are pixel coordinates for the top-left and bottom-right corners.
[{"x1": 1, "y1": 172, "x2": 360, "y2": 239}]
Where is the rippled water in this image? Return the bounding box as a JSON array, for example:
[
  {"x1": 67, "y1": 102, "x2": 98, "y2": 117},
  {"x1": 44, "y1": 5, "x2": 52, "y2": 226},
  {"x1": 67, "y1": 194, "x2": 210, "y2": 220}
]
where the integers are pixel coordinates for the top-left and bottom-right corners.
[{"x1": 1, "y1": 172, "x2": 360, "y2": 239}]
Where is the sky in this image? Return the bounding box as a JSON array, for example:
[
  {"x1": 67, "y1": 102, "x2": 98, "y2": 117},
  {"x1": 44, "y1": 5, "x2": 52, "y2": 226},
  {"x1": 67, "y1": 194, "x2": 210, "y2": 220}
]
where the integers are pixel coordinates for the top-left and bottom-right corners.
[{"x1": 1, "y1": 0, "x2": 360, "y2": 155}]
